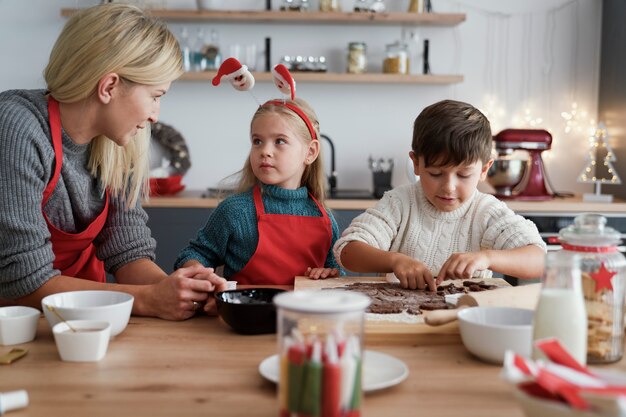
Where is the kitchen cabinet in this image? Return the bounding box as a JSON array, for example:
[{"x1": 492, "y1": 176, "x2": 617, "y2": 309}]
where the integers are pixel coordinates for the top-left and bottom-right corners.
[
  {"x1": 144, "y1": 192, "x2": 626, "y2": 274},
  {"x1": 60, "y1": 8, "x2": 465, "y2": 85},
  {"x1": 145, "y1": 206, "x2": 362, "y2": 274}
]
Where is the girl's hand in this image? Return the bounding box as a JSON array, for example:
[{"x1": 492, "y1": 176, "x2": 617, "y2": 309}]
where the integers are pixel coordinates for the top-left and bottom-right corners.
[
  {"x1": 305, "y1": 267, "x2": 340, "y2": 280},
  {"x1": 436, "y1": 251, "x2": 490, "y2": 284}
]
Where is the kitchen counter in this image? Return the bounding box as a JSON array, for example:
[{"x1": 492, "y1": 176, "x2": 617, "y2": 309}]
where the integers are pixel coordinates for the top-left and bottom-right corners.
[
  {"x1": 144, "y1": 189, "x2": 626, "y2": 213},
  {"x1": 1, "y1": 313, "x2": 532, "y2": 417},
  {"x1": 142, "y1": 191, "x2": 626, "y2": 273}
]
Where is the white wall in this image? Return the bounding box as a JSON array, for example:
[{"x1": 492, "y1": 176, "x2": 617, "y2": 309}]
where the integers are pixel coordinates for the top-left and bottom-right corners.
[{"x1": 0, "y1": 0, "x2": 602, "y2": 195}]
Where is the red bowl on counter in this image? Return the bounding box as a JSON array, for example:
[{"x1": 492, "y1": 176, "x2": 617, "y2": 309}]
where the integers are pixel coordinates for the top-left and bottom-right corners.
[{"x1": 149, "y1": 176, "x2": 185, "y2": 196}]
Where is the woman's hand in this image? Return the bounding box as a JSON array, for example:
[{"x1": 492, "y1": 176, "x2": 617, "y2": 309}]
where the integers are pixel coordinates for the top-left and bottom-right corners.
[
  {"x1": 305, "y1": 267, "x2": 340, "y2": 280},
  {"x1": 144, "y1": 264, "x2": 227, "y2": 320}
]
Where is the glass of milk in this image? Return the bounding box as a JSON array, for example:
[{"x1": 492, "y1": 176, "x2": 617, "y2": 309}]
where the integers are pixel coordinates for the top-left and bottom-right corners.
[{"x1": 532, "y1": 251, "x2": 588, "y2": 364}]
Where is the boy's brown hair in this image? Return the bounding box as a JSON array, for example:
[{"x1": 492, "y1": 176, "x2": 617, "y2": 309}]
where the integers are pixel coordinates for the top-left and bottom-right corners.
[{"x1": 412, "y1": 99, "x2": 492, "y2": 167}]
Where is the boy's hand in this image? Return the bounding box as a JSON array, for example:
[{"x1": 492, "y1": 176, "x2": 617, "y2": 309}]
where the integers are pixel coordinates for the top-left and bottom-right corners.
[
  {"x1": 391, "y1": 254, "x2": 435, "y2": 291},
  {"x1": 305, "y1": 267, "x2": 340, "y2": 280},
  {"x1": 436, "y1": 251, "x2": 490, "y2": 284}
]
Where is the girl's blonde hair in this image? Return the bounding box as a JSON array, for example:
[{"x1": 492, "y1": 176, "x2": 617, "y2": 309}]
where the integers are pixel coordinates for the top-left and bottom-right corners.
[
  {"x1": 44, "y1": 3, "x2": 183, "y2": 208},
  {"x1": 237, "y1": 98, "x2": 326, "y2": 203}
]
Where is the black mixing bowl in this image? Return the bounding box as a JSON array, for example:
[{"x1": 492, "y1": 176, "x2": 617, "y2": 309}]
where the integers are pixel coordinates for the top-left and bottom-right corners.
[{"x1": 214, "y1": 288, "x2": 286, "y2": 335}]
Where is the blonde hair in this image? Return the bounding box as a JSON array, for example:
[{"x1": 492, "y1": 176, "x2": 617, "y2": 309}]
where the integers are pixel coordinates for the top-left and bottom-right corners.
[
  {"x1": 44, "y1": 3, "x2": 183, "y2": 208},
  {"x1": 237, "y1": 98, "x2": 326, "y2": 203}
]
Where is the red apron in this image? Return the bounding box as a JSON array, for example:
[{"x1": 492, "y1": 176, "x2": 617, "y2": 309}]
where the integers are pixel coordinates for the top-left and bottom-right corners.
[
  {"x1": 42, "y1": 97, "x2": 108, "y2": 282},
  {"x1": 231, "y1": 185, "x2": 332, "y2": 285}
]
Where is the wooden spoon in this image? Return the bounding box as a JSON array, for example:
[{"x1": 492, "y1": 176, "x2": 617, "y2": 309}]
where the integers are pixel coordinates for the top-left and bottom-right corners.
[{"x1": 46, "y1": 305, "x2": 77, "y2": 332}]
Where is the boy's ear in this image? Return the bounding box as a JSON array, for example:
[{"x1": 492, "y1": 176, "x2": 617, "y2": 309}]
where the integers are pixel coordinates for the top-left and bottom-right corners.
[
  {"x1": 409, "y1": 150, "x2": 419, "y2": 175},
  {"x1": 305, "y1": 140, "x2": 321, "y2": 165},
  {"x1": 479, "y1": 159, "x2": 494, "y2": 181}
]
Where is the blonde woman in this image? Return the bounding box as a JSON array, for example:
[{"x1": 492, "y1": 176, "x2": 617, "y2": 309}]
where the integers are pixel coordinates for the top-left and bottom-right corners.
[
  {"x1": 0, "y1": 4, "x2": 226, "y2": 320},
  {"x1": 175, "y1": 98, "x2": 343, "y2": 284}
]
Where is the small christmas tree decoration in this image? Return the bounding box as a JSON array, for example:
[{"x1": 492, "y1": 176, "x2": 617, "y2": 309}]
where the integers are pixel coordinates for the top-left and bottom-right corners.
[{"x1": 578, "y1": 122, "x2": 621, "y2": 203}]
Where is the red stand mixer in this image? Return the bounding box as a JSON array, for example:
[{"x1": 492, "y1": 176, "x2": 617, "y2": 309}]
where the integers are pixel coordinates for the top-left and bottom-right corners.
[{"x1": 488, "y1": 129, "x2": 555, "y2": 200}]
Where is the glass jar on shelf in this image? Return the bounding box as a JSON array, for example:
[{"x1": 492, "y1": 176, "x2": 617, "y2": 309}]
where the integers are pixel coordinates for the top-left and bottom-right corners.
[
  {"x1": 319, "y1": 0, "x2": 339, "y2": 12},
  {"x1": 383, "y1": 41, "x2": 410, "y2": 74},
  {"x1": 353, "y1": 0, "x2": 370, "y2": 12},
  {"x1": 369, "y1": 0, "x2": 386, "y2": 12},
  {"x1": 280, "y1": 0, "x2": 302, "y2": 11},
  {"x1": 179, "y1": 26, "x2": 193, "y2": 73},
  {"x1": 408, "y1": 0, "x2": 424, "y2": 13},
  {"x1": 200, "y1": 29, "x2": 222, "y2": 71},
  {"x1": 559, "y1": 213, "x2": 626, "y2": 364},
  {"x1": 347, "y1": 42, "x2": 367, "y2": 74}
]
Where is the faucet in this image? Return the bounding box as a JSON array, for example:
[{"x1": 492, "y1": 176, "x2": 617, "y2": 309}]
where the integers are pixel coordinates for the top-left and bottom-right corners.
[{"x1": 320, "y1": 134, "x2": 337, "y2": 195}]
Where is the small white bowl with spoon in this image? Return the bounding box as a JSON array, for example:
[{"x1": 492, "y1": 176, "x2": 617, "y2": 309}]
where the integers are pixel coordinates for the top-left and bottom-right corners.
[
  {"x1": 47, "y1": 304, "x2": 110, "y2": 362},
  {"x1": 52, "y1": 319, "x2": 111, "y2": 362}
]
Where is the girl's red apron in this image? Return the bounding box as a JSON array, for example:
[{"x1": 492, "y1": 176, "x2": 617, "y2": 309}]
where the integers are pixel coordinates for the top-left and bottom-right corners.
[
  {"x1": 231, "y1": 185, "x2": 331, "y2": 285},
  {"x1": 42, "y1": 97, "x2": 108, "y2": 282}
]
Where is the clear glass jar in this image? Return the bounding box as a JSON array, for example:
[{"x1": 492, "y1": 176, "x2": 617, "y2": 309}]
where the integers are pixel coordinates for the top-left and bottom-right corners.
[
  {"x1": 347, "y1": 42, "x2": 367, "y2": 74},
  {"x1": 319, "y1": 0, "x2": 339, "y2": 11},
  {"x1": 532, "y1": 251, "x2": 588, "y2": 364},
  {"x1": 280, "y1": 0, "x2": 302, "y2": 11},
  {"x1": 408, "y1": 0, "x2": 424, "y2": 13},
  {"x1": 368, "y1": 0, "x2": 386, "y2": 12},
  {"x1": 559, "y1": 213, "x2": 626, "y2": 364},
  {"x1": 273, "y1": 290, "x2": 370, "y2": 417},
  {"x1": 383, "y1": 41, "x2": 410, "y2": 74},
  {"x1": 353, "y1": 0, "x2": 370, "y2": 12}
]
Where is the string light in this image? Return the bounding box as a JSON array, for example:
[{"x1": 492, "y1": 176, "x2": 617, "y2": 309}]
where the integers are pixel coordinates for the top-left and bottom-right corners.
[
  {"x1": 511, "y1": 106, "x2": 543, "y2": 128},
  {"x1": 561, "y1": 102, "x2": 596, "y2": 135},
  {"x1": 480, "y1": 95, "x2": 506, "y2": 133}
]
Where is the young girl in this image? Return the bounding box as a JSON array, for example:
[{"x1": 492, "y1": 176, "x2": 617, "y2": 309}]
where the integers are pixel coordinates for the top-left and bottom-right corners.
[{"x1": 175, "y1": 98, "x2": 342, "y2": 284}]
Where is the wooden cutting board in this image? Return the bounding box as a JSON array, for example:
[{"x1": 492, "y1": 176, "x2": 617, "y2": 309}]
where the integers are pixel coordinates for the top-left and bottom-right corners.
[{"x1": 293, "y1": 275, "x2": 511, "y2": 339}]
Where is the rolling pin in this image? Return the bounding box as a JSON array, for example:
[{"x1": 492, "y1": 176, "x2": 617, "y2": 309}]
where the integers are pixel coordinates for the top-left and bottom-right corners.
[{"x1": 424, "y1": 283, "x2": 541, "y2": 326}]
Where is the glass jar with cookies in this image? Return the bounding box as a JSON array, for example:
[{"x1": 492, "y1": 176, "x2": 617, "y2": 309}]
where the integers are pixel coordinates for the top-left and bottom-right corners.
[{"x1": 559, "y1": 213, "x2": 626, "y2": 364}]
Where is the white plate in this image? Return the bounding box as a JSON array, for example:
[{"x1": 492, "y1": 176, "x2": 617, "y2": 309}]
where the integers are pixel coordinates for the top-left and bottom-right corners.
[{"x1": 258, "y1": 350, "x2": 408, "y2": 393}]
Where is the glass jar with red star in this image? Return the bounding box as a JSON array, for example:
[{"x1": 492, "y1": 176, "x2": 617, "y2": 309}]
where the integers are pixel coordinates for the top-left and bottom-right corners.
[{"x1": 559, "y1": 213, "x2": 626, "y2": 363}]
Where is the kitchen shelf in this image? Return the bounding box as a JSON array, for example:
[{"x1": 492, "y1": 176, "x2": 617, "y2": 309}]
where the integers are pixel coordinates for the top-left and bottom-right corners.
[
  {"x1": 61, "y1": 8, "x2": 465, "y2": 26},
  {"x1": 181, "y1": 71, "x2": 463, "y2": 84}
]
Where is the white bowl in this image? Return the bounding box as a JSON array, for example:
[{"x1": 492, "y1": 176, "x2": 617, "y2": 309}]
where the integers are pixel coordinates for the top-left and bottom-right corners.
[
  {"x1": 42, "y1": 291, "x2": 133, "y2": 337},
  {"x1": 0, "y1": 306, "x2": 40, "y2": 345},
  {"x1": 458, "y1": 306, "x2": 533, "y2": 365},
  {"x1": 52, "y1": 320, "x2": 111, "y2": 362}
]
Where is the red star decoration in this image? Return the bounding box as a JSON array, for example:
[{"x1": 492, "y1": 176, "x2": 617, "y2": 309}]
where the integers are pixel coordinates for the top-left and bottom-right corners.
[{"x1": 590, "y1": 262, "x2": 616, "y2": 293}]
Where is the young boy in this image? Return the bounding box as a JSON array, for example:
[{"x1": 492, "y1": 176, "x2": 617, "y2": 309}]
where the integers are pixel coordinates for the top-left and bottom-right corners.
[{"x1": 334, "y1": 99, "x2": 546, "y2": 291}]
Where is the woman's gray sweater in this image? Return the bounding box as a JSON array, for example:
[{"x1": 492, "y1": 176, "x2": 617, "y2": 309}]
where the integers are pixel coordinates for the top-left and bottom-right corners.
[{"x1": 0, "y1": 89, "x2": 156, "y2": 299}]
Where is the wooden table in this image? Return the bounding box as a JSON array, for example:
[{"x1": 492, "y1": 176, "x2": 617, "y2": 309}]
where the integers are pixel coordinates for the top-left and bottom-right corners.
[{"x1": 2, "y1": 315, "x2": 624, "y2": 417}]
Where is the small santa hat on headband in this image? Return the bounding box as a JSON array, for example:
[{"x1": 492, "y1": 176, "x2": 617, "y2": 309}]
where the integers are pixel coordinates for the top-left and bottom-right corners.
[
  {"x1": 212, "y1": 57, "x2": 255, "y2": 91},
  {"x1": 271, "y1": 64, "x2": 296, "y2": 101}
]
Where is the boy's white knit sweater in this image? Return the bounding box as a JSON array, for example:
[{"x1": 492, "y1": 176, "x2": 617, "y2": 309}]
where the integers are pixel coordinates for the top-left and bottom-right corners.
[{"x1": 333, "y1": 181, "x2": 547, "y2": 276}]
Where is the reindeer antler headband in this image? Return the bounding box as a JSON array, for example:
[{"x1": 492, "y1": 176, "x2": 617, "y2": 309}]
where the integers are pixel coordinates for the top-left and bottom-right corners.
[{"x1": 212, "y1": 58, "x2": 317, "y2": 141}]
